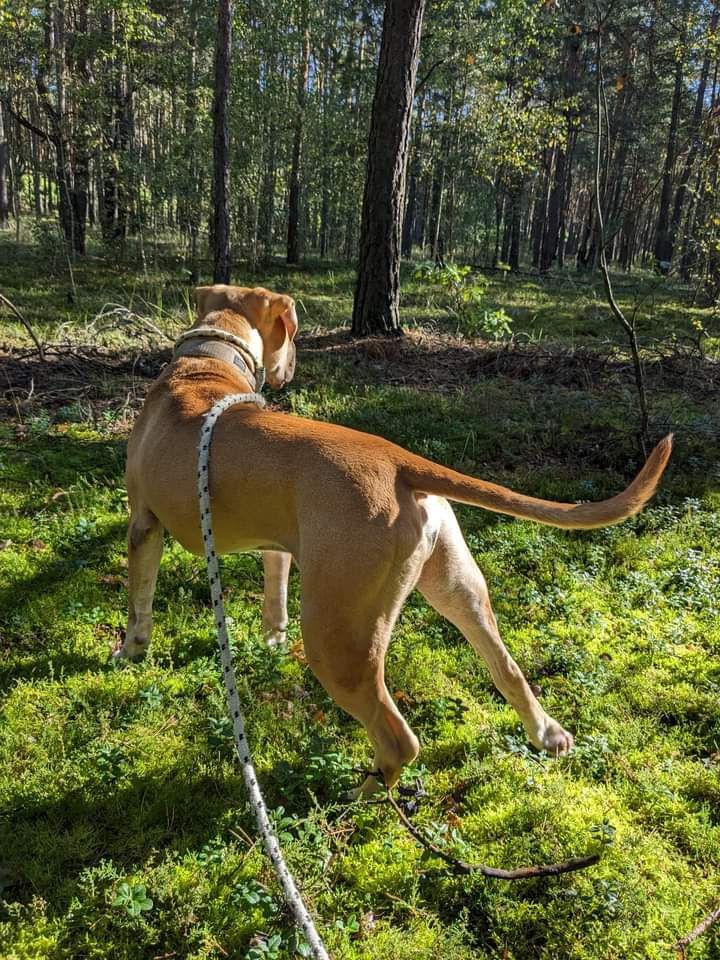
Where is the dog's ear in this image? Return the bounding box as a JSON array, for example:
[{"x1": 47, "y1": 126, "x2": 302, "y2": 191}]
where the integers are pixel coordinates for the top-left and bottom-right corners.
[
  {"x1": 278, "y1": 296, "x2": 298, "y2": 341},
  {"x1": 193, "y1": 286, "x2": 211, "y2": 319}
]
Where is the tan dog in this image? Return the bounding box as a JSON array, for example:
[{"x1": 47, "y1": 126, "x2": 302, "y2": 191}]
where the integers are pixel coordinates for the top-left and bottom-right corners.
[{"x1": 120, "y1": 283, "x2": 673, "y2": 797}]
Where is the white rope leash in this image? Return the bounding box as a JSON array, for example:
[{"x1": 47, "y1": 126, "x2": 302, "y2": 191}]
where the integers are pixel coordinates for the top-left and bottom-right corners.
[{"x1": 198, "y1": 392, "x2": 330, "y2": 960}]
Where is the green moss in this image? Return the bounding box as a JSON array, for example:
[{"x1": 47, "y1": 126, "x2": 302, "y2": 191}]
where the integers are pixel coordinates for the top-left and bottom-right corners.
[{"x1": 2, "y1": 247, "x2": 719, "y2": 958}]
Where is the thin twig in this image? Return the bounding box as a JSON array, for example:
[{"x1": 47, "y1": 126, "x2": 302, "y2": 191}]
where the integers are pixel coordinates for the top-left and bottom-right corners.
[
  {"x1": 593, "y1": 6, "x2": 650, "y2": 457},
  {"x1": 0, "y1": 293, "x2": 45, "y2": 360},
  {"x1": 674, "y1": 902, "x2": 720, "y2": 958},
  {"x1": 385, "y1": 790, "x2": 600, "y2": 880}
]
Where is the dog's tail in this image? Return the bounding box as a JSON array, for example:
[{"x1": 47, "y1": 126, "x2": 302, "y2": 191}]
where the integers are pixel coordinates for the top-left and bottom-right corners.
[{"x1": 398, "y1": 434, "x2": 673, "y2": 530}]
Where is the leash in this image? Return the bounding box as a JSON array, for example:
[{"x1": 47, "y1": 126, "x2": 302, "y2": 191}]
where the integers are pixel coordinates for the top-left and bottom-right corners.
[{"x1": 198, "y1": 392, "x2": 330, "y2": 960}]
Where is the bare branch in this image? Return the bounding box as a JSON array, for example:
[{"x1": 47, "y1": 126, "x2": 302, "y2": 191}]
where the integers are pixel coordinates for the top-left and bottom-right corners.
[
  {"x1": 674, "y1": 902, "x2": 720, "y2": 958},
  {"x1": 416, "y1": 58, "x2": 445, "y2": 91},
  {"x1": 0, "y1": 294, "x2": 46, "y2": 361},
  {"x1": 384, "y1": 790, "x2": 600, "y2": 880},
  {"x1": 2, "y1": 100, "x2": 52, "y2": 143},
  {"x1": 593, "y1": 4, "x2": 650, "y2": 457}
]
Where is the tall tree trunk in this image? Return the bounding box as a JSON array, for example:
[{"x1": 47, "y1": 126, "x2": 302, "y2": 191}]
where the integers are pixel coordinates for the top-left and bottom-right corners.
[
  {"x1": 401, "y1": 92, "x2": 425, "y2": 258},
  {"x1": 667, "y1": 5, "x2": 718, "y2": 265},
  {"x1": 531, "y1": 151, "x2": 551, "y2": 267},
  {"x1": 287, "y1": 0, "x2": 310, "y2": 264},
  {"x1": 352, "y1": 0, "x2": 426, "y2": 336},
  {"x1": 508, "y1": 186, "x2": 521, "y2": 272},
  {"x1": 183, "y1": 0, "x2": 201, "y2": 280},
  {"x1": 653, "y1": 8, "x2": 688, "y2": 268},
  {"x1": 429, "y1": 85, "x2": 453, "y2": 262},
  {"x1": 212, "y1": 0, "x2": 233, "y2": 283},
  {"x1": 0, "y1": 104, "x2": 9, "y2": 229}
]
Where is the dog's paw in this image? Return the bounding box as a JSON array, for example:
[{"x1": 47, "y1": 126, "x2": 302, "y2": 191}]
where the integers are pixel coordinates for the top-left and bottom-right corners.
[
  {"x1": 343, "y1": 774, "x2": 385, "y2": 802},
  {"x1": 537, "y1": 718, "x2": 574, "y2": 756},
  {"x1": 112, "y1": 638, "x2": 148, "y2": 661},
  {"x1": 263, "y1": 628, "x2": 287, "y2": 648}
]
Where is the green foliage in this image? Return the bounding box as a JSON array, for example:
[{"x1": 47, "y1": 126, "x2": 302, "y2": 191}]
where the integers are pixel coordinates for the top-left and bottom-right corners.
[
  {"x1": 413, "y1": 262, "x2": 513, "y2": 339},
  {"x1": 111, "y1": 882, "x2": 154, "y2": 918}
]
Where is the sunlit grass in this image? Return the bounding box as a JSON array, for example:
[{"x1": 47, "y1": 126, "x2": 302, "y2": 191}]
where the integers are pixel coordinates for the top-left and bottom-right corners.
[{"x1": 1, "y1": 238, "x2": 719, "y2": 959}]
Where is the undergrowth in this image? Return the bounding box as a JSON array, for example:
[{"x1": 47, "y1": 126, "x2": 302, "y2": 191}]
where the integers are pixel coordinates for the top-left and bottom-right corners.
[{"x1": 1, "y1": 240, "x2": 719, "y2": 959}]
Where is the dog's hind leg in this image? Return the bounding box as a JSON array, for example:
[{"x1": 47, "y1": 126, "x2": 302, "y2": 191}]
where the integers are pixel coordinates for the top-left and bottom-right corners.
[
  {"x1": 116, "y1": 506, "x2": 164, "y2": 660},
  {"x1": 417, "y1": 498, "x2": 574, "y2": 755},
  {"x1": 299, "y1": 548, "x2": 424, "y2": 798},
  {"x1": 262, "y1": 550, "x2": 292, "y2": 646},
  {"x1": 304, "y1": 639, "x2": 420, "y2": 798}
]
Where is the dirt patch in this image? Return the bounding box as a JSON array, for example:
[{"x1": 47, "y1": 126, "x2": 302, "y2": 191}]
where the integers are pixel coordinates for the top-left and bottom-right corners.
[
  {"x1": 300, "y1": 328, "x2": 720, "y2": 398},
  {"x1": 2, "y1": 328, "x2": 718, "y2": 422}
]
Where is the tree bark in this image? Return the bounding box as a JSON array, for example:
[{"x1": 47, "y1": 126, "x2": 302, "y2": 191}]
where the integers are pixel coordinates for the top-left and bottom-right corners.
[
  {"x1": 653, "y1": 6, "x2": 689, "y2": 268},
  {"x1": 352, "y1": 0, "x2": 426, "y2": 336},
  {"x1": 287, "y1": 0, "x2": 310, "y2": 264},
  {"x1": 0, "y1": 104, "x2": 9, "y2": 229},
  {"x1": 667, "y1": 4, "x2": 718, "y2": 265},
  {"x1": 212, "y1": 0, "x2": 233, "y2": 283}
]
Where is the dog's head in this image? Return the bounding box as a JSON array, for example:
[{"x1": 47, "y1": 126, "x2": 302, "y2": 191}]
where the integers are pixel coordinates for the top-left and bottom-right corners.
[{"x1": 193, "y1": 284, "x2": 298, "y2": 389}]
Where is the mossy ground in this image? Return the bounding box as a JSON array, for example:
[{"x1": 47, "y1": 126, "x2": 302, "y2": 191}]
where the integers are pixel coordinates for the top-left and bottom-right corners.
[{"x1": 1, "y1": 236, "x2": 719, "y2": 959}]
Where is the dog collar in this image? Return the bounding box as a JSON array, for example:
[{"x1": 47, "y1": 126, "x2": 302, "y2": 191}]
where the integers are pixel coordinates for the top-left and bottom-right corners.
[{"x1": 173, "y1": 327, "x2": 266, "y2": 391}]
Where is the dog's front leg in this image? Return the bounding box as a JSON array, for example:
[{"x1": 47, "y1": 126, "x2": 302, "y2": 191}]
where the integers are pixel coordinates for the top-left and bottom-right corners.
[
  {"x1": 262, "y1": 551, "x2": 292, "y2": 646},
  {"x1": 116, "y1": 507, "x2": 164, "y2": 660}
]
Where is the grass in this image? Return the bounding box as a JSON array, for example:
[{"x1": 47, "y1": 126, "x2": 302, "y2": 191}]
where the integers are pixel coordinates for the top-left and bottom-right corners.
[{"x1": 1, "y1": 233, "x2": 720, "y2": 959}]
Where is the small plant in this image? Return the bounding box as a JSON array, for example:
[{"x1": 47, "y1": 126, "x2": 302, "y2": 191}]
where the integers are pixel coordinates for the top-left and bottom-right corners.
[
  {"x1": 111, "y1": 882, "x2": 153, "y2": 918},
  {"x1": 414, "y1": 262, "x2": 486, "y2": 317},
  {"x1": 589, "y1": 818, "x2": 617, "y2": 846},
  {"x1": 476, "y1": 307, "x2": 514, "y2": 340},
  {"x1": 30, "y1": 219, "x2": 65, "y2": 269},
  {"x1": 413, "y1": 262, "x2": 513, "y2": 339},
  {"x1": 194, "y1": 837, "x2": 226, "y2": 866},
  {"x1": 95, "y1": 744, "x2": 126, "y2": 782},
  {"x1": 231, "y1": 879, "x2": 280, "y2": 914},
  {"x1": 430, "y1": 695, "x2": 469, "y2": 726},
  {"x1": 138, "y1": 684, "x2": 163, "y2": 708},
  {"x1": 245, "y1": 933, "x2": 283, "y2": 960},
  {"x1": 27, "y1": 414, "x2": 52, "y2": 437},
  {"x1": 302, "y1": 750, "x2": 355, "y2": 791},
  {"x1": 207, "y1": 714, "x2": 233, "y2": 750}
]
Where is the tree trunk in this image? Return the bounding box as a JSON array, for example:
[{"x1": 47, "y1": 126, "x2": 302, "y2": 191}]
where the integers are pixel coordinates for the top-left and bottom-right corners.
[
  {"x1": 401, "y1": 92, "x2": 425, "y2": 258},
  {"x1": 667, "y1": 5, "x2": 718, "y2": 265},
  {"x1": 287, "y1": 0, "x2": 310, "y2": 264},
  {"x1": 653, "y1": 9, "x2": 688, "y2": 268},
  {"x1": 212, "y1": 0, "x2": 233, "y2": 283},
  {"x1": 352, "y1": 0, "x2": 426, "y2": 336},
  {"x1": 508, "y1": 187, "x2": 521, "y2": 272},
  {"x1": 0, "y1": 104, "x2": 9, "y2": 229},
  {"x1": 182, "y1": 0, "x2": 201, "y2": 281}
]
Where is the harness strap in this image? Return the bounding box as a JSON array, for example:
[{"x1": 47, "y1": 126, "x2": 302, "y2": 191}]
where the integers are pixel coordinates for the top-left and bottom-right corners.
[{"x1": 197, "y1": 393, "x2": 329, "y2": 960}]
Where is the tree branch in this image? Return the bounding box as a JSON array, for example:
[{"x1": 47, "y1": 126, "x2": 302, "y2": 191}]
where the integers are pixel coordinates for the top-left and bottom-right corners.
[
  {"x1": 0, "y1": 294, "x2": 46, "y2": 361},
  {"x1": 2, "y1": 100, "x2": 52, "y2": 143},
  {"x1": 416, "y1": 58, "x2": 445, "y2": 91},
  {"x1": 593, "y1": 4, "x2": 650, "y2": 457},
  {"x1": 384, "y1": 790, "x2": 600, "y2": 880},
  {"x1": 674, "y1": 902, "x2": 720, "y2": 958}
]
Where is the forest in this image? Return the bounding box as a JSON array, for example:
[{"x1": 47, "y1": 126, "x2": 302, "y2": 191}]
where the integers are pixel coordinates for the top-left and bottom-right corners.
[
  {"x1": 1, "y1": 0, "x2": 719, "y2": 289},
  {"x1": 1, "y1": 0, "x2": 720, "y2": 959}
]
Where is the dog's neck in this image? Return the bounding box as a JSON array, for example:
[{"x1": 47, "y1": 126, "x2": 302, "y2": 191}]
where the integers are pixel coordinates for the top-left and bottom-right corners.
[
  {"x1": 210, "y1": 313, "x2": 264, "y2": 370},
  {"x1": 174, "y1": 314, "x2": 266, "y2": 391}
]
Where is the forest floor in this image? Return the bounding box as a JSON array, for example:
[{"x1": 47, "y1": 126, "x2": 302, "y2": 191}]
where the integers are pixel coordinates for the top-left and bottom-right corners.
[{"x1": 1, "y1": 236, "x2": 720, "y2": 960}]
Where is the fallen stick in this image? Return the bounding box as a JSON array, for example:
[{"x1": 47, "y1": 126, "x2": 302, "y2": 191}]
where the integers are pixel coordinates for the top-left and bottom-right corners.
[
  {"x1": 674, "y1": 902, "x2": 720, "y2": 958},
  {"x1": 385, "y1": 789, "x2": 600, "y2": 880},
  {"x1": 0, "y1": 293, "x2": 45, "y2": 361}
]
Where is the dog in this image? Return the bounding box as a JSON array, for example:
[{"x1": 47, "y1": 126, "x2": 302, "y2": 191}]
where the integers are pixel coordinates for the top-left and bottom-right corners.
[{"x1": 119, "y1": 283, "x2": 672, "y2": 797}]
